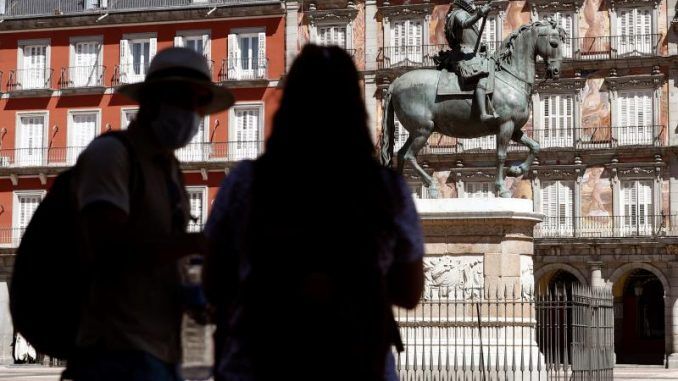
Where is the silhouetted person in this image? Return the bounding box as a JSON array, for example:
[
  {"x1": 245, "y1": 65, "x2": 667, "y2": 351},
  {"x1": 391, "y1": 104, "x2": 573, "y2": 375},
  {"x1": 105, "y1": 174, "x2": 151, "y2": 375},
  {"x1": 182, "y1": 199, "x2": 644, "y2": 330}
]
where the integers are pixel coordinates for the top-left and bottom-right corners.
[
  {"x1": 66, "y1": 48, "x2": 234, "y2": 381},
  {"x1": 204, "y1": 45, "x2": 424, "y2": 381}
]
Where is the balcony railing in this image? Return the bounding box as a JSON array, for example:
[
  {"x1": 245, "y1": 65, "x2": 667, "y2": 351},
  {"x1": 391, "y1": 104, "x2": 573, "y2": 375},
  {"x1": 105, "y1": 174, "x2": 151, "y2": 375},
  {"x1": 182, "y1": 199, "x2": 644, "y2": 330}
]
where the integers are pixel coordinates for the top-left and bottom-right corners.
[
  {"x1": 534, "y1": 215, "x2": 678, "y2": 239},
  {"x1": 1, "y1": 0, "x2": 278, "y2": 18},
  {"x1": 60, "y1": 65, "x2": 106, "y2": 89},
  {"x1": 0, "y1": 228, "x2": 25, "y2": 248},
  {"x1": 391, "y1": 125, "x2": 665, "y2": 155},
  {"x1": 0, "y1": 141, "x2": 264, "y2": 168},
  {"x1": 113, "y1": 63, "x2": 149, "y2": 86},
  {"x1": 219, "y1": 58, "x2": 268, "y2": 81},
  {"x1": 8, "y1": 68, "x2": 54, "y2": 91},
  {"x1": 378, "y1": 44, "x2": 447, "y2": 70}
]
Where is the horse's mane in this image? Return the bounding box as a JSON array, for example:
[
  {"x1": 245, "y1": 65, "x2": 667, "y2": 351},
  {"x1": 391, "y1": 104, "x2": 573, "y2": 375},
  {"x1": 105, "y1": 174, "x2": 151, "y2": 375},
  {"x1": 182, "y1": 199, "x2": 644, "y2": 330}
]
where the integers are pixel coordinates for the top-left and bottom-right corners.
[{"x1": 496, "y1": 19, "x2": 567, "y2": 65}]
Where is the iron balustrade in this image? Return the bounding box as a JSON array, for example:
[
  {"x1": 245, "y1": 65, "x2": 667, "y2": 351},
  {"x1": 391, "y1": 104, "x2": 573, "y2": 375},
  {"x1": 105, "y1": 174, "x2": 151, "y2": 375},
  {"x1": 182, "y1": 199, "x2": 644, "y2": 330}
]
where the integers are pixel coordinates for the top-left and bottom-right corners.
[
  {"x1": 534, "y1": 215, "x2": 678, "y2": 238},
  {"x1": 176, "y1": 141, "x2": 264, "y2": 162},
  {"x1": 378, "y1": 44, "x2": 447, "y2": 70},
  {"x1": 219, "y1": 57, "x2": 268, "y2": 81},
  {"x1": 8, "y1": 68, "x2": 54, "y2": 91},
  {"x1": 0, "y1": 228, "x2": 27, "y2": 247},
  {"x1": 60, "y1": 65, "x2": 106, "y2": 89},
  {"x1": 113, "y1": 63, "x2": 150, "y2": 86}
]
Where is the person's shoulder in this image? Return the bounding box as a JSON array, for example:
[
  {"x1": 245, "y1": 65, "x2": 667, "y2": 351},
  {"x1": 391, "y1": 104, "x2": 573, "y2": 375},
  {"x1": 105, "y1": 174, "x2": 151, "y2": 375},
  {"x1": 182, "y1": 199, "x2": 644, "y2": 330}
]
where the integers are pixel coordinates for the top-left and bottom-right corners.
[{"x1": 76, "y1": 134, "x2": 130, "y2": 170}]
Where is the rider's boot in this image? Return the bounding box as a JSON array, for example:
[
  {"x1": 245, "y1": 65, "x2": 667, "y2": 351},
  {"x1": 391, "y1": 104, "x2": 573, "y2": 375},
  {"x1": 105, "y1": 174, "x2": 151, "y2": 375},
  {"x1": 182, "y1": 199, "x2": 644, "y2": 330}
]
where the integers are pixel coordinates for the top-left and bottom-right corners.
[{"x1": 476, "y1": 84, "x2": 499, "y2": 124}]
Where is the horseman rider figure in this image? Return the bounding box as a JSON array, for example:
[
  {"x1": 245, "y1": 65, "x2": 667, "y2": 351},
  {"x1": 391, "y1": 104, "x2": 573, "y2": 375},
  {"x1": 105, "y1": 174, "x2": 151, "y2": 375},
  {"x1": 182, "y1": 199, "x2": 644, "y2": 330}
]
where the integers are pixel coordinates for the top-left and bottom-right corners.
[{"x1": 442, "y1": 0, "x2": 498, "y2": 124}]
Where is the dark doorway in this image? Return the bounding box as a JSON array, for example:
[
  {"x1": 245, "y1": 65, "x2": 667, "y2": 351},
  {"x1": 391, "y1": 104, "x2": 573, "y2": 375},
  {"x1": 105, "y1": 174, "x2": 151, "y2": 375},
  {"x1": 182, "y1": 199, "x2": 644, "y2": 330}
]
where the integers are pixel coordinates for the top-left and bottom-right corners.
[{"x1": 617, "y1": 269, "x2": 665, "y2": 365}]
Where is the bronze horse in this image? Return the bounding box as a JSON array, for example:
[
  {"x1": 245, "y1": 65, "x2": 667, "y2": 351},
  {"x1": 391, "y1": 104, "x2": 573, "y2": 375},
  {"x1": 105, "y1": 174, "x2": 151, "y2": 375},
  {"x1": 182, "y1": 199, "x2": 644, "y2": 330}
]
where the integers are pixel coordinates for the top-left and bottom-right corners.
[{"x1": 380, "y1": 20, "x2": 566, "y2": 198}]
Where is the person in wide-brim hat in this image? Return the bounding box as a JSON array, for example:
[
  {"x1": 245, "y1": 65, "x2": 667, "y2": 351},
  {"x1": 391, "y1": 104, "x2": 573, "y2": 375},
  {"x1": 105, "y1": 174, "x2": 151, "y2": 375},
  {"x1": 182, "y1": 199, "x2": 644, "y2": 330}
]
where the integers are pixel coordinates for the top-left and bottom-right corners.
[{"x1": 117, "y1": 47, "x2": 234, "y2": 115}]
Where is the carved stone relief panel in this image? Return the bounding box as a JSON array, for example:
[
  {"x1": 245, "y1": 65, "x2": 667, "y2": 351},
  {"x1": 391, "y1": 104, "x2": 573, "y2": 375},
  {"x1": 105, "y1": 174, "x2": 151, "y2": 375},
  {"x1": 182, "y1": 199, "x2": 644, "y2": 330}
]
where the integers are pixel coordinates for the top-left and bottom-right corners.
[{"x1": 423, "y1": 255, "x2": 484, "y2": 299}]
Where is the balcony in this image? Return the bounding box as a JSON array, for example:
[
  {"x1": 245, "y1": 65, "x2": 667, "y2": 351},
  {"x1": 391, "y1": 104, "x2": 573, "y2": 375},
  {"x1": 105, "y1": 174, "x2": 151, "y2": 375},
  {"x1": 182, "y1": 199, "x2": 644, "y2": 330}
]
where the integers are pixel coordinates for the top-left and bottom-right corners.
[
  {"x1": 377, "y1": 44, "x2": 446, "y2": 70},
  {"x1": 534, "y1": 215, "x2": 678, "y2": 239},
  {"x1": 0, "y1": 141, "x2": 264, "y2": 172},
  {"x1": 113, "y1": 63, "x2": 149, "y2": 86},
  {"x1": 0, "y1": 228, "x2": 24, "y2": 248},
  {"x1": 60, "y1": 65, "x2": 106, "y2": 95},
  {"x1": 391, "y1": 125, "x2": 665, "y2": 156},
  {"x1": 218, "y1": 58, "x2": 268, "y2": 87},
  {"x1": 1, "y1": 0, "x2": 279, "y2": 18},
  {"x1": 8, "y1": 68, "x2": 54, "y2": 97}
]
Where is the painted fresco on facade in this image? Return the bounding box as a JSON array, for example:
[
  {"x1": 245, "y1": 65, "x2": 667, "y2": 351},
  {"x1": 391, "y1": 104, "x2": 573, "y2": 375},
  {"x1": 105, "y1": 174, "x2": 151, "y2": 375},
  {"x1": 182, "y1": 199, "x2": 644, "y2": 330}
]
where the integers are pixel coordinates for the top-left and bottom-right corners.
[
  {"x1": 581, "y1": 166, "x2": 613, "y2": 217},
  {"x1": 506, "y1": 176, "x2": 532, "y2": 199},
  {"x1": 580, "y1": 0, "x2": 610, "y2": 56},
  {"x1": 661, "y1": 83, "x2": 669, "y2": 145},
  {"x1": 504, "y1": 1, "x2": 531, "y2": 36},
  {"x1": 580, "y1": 77, "x2": 611, "y2": 143},
  {"x1": 430, "y1": 3, "x2": 451, "y2": 45},
  {"x1": 659, "y1": 0, "x2": 669, "y2": 55},
  {"x1": 432, "y1": 171, "x2": 458, "y2": 198},
  {"x1": 354, "y1": 2, "x2": 366, "y2": 71}
]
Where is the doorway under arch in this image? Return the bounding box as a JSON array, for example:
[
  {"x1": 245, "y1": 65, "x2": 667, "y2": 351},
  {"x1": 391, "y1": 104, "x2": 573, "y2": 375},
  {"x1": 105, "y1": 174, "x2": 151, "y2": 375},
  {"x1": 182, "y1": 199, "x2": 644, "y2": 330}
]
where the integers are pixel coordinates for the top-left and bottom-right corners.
[{"x1": 616, "y1": 269, "x2": 665, "y2": 365}]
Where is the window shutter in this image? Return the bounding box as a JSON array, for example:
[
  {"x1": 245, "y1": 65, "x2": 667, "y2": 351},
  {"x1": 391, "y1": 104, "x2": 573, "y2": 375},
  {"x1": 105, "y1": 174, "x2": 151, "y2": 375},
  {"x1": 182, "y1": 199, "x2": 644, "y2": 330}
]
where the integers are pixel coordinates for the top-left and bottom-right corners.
[
  {"x1": 174, "y1": 36, "x2": 183, "y2": 47},
  {"x1": 257, "y1": 32, "x2": 266, "y2": 77},
  {"x1": 119, "y1": 39, "x2": 129, "y2": 76},
  {"x1": 203, "y1": 33, "x2": 211, "y2": 61},
  {"x1": 228, "y1": 33, "x2": 237, "y2": 79},
  {"x1": 101, "y1": 0, "x2": 107, "y2": 7},
  {"x1": 0, "y1": 0, "x2": 6, "y2": 15},
  {"x1": 149, "y1": 37, "x2": 157, "y2": 60}
]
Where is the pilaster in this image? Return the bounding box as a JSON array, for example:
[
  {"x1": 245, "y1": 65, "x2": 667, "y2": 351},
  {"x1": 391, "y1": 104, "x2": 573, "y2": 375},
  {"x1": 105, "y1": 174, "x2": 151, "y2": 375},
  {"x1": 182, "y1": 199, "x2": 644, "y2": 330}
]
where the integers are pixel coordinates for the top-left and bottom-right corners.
[
  {"x1": 285, "y1": 1, "x2": 300, "y2": 72},
  {"x1": 365, "y1": 0, "x2": 378, "y2": 71}
]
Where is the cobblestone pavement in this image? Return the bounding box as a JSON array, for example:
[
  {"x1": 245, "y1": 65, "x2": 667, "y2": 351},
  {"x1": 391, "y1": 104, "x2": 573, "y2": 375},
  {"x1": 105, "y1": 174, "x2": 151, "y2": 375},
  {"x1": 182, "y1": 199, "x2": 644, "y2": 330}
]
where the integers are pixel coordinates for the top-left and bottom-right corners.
[{"x1": 3, "y1": 364, "x2": 678, "y2": 380}]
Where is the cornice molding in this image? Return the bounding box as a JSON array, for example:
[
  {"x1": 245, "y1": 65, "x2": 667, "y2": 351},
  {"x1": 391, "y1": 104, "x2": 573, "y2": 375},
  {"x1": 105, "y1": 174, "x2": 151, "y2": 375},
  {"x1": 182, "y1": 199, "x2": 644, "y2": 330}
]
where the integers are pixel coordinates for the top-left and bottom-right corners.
[
  {"x1": 604, "y1": 74, "x2": 665, "y2": 91},
  {"x1": 307, "y1": 6, "x2": 358, "y2": 25},
  {"x1": 533, "y1": 77, "x2": 586, "y2": 94},
  {"x1": 377, "y1": 3, "x2": 434, "y2": 20},
  {"x1": 532, "y1": 168, "x2": 580, "y2": 179},
  {"x1": 529, "y1": 0, "x2": 583, "y2": 12},
  {"x1": 608, "y1": 0, "x2": 661, "y2": 11}
]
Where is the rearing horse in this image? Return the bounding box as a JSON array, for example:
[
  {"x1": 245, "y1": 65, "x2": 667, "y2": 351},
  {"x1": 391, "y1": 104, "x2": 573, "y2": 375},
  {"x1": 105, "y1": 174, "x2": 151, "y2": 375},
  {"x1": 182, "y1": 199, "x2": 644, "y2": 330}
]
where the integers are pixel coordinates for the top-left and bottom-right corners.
[{"x1": 380, "y1": 20, "x2": 566, "y2": 198}]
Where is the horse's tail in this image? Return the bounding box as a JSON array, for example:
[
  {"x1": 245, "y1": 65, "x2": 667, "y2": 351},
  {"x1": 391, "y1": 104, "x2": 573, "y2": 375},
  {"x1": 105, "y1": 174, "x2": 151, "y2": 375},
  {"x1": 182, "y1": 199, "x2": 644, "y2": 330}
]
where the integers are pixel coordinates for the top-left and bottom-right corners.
[{"x1": 379, "y1": 83, "x2": 395, "y2": 167}]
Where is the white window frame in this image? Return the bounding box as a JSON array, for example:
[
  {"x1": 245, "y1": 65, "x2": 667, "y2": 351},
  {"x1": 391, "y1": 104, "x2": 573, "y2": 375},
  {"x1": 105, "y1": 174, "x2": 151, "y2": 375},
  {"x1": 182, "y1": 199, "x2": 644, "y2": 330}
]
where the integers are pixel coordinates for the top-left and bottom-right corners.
[
  {"x1": 538, "y1": 93, "x2": 575, "y2": 148},
  {"x1": 69, "y1": 36, "x2": 103, "y2": 87},
  {"x1": 615, "y1": 89, "x2": 655, "y2": 146},
  {"x1": 17, "y1": 39, "x2": 51, "y2": 90},
  {"x1": 229, "y1": 103, "x2": 264, "y2": 160},
  {"x1": 313, "y1": 23, "x2": 351, "y2": 50},
  {"x1": 120, "y1": 107, "x2": 139, "y2": 130},
  {"x1": 174, "y1": 30, "x2": 211, "y2": 61},
  {"x1": 120, "y1": 33, "x2": 157, "y2": 83},
  {"x1": 12, "y1": 190, "x2": 46, "y2": 245},
  {"x1": 386, "y1": 18, "x2": 426, "y2": 65},
  {"x1": 464, "y1": 181, "x2": 495, "y2": 198},
  {"x1": 176, "y1": 115, "x2": 210, "y2": 162},
  {"x1": 15, "y1": 111, "x2": 49, "y2": 167},
  {"x1": 393, "y1": 114, "x2": 409, "y2": 152},
  {"x1": 67, "y1": 109, "x2": 101, "y2": 164},
  {"x1": 185, "y1": 186, "x2": 208, "y2": 232},
  {"x1": 228, "y1": 28, "x2": 267, "y2": 80},
  {"x1": 613, "y1": 6, "x2": 654, "y2": 56},
  {"x1": 619, "y1": 179, "x2": 654, "y2": 236},
  {"x1": 540, "y1": 180, "x2": 575, "y2": 237}
]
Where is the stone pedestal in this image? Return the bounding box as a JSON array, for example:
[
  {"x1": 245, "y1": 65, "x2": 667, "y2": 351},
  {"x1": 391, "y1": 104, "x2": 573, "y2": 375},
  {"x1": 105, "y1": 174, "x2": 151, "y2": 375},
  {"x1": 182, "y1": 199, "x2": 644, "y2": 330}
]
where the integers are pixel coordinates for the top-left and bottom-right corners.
[{"x1": 397, "y1": 198, "x2": 544, "y2": 379}]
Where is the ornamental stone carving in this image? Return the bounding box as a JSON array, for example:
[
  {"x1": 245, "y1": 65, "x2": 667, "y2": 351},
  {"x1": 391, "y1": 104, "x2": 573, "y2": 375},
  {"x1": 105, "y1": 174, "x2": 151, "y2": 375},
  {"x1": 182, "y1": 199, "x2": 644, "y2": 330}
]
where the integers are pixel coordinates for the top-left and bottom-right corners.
[
  {"x1": 533, "y1": 77, "x2": 586, "y2": 94},
  {"x1": 604, "y1": 74, "x2": 665, "y2": 91},
  {"x1": 377, "y1": 3, "x2": 434, "y2": 20},
  {"x1": 607, "y1": 0, "x2": 661, "y2": 11},
  {"x1": 423, "y1": 256, "x2": 484, "y2": 299},
  {"x1": 307, "y1": 6, "x2": 358, "y2": 25},
  {"x1": 529, "y1": 0, "x2": 583, "y2": 12}
]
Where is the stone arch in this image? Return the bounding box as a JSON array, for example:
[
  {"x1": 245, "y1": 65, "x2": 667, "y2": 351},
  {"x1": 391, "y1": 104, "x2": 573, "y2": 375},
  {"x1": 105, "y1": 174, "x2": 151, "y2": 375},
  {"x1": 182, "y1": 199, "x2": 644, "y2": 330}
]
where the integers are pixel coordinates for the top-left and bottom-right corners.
[
  {"x1": 609, "y1": 263, "x2": 670, "y2": 295},
  {"x1": 534, "y1": 263, "x2": 588, "y2": 288}
]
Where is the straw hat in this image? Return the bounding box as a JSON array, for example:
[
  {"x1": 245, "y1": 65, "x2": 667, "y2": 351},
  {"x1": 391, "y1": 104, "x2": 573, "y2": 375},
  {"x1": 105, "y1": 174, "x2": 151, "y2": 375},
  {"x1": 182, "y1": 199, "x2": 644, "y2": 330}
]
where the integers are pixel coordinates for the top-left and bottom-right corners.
[{"x1": 117, "y1": 47, "x2": 235, "y2": 114}]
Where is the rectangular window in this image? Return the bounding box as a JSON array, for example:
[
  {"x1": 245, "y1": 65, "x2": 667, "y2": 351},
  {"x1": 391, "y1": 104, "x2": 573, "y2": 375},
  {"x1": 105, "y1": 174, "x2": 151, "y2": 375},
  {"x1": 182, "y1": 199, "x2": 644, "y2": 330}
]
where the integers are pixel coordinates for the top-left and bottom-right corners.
[
  {"x1": 15, "y1": 192, "x2": 43, "y2": 242},
  {"x1": 393, "y1": 114, "x2": 409, "y2": 152},
  {"x1": 540, "y1": 94, "x2": 574, "y2": 148},
  {"x1": 72, "y1": 41, "x2": 101, "y2": 87},
  {"x1": 176, "y1": 117, "x2": 208, "y2": 162},
  {"x1": 131, "y1": 41, "x2": 150, "y2": 77},
  {"x1": 465, "y1": 182, "x2": 494, "y2": 198},
  {"x1": 22, "y1": 45, "x2": 47, "y2": 90},
  {"x1": 69, "y1": 112, "x2": 98, "y2": 164},
  {"x1": 617, "y1": 8, "x2": 652, "y2": 56},
  {"x1": 184, "y1": 36, "x2": 204, "y2": 55},
  {"x1": 480, "y1": 16, "x2": 498, "y2": 54},
  {"x1": 120, "y1": 37, "x2": 156, "y2": 84},
  {"x1": 186, "y1": 188, "x2": 206, "y2": 233},
  {"x1": 228, "y1": 32, "x2": 266, "y2": 80},
  {"x1": 390, "y1": 19, "x2": 423, "y2": 65},
  {"x1": 621, "y1": 180, "x2": 653, "y2": 236},
  {"x1": 121, "y1": 109, "x2": 138, "y2": 130},
  {"x1": 319, "y1": 25, "x2": 347, "y2": 48},
  {"x1": 618, "y1": 90, "x2": 653, "y2": 146},
  {"x1": 17, "y1": 114, "x2": 45, "y2": 166},
  {"x1": 541, "y1": 181, "x2": 574, "y2": 237},
  {"x1": 232, "y1": 107, "x2": 261, "y2": 161}
]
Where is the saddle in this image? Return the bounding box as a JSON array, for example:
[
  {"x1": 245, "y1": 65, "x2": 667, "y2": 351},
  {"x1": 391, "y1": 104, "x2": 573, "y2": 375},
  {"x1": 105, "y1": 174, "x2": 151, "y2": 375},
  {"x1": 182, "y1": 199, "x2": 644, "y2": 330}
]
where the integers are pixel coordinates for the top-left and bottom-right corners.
[{"x1": 436, "y1": 55, "x2": 495, "y2": 97}]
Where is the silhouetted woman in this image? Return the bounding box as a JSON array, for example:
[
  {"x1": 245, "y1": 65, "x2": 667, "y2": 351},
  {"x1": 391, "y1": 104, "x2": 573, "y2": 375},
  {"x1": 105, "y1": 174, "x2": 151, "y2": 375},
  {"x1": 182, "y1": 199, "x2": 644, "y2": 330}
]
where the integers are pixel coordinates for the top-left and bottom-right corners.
[{"x1": 204, "y1": 45, "x2": 424, "y2": 381}]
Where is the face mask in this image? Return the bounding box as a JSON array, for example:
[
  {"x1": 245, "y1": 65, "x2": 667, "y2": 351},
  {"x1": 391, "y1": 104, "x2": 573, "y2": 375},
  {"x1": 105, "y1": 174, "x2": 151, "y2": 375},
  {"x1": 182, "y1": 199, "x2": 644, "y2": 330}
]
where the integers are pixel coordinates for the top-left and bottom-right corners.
[{"x1": 150, "y1": 104, "x2": 202, "y2": 149}]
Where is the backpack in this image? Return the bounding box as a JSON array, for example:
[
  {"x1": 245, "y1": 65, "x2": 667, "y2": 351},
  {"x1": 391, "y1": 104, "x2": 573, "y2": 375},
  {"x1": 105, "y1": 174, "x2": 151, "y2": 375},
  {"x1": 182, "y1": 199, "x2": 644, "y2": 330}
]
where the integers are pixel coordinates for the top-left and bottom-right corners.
[
  {"x1": 219, "y1": 160, "x2": 403, "y2": 381},
  {"x1": 9, "y1": 131, "x2": 138, "y2": 360}
]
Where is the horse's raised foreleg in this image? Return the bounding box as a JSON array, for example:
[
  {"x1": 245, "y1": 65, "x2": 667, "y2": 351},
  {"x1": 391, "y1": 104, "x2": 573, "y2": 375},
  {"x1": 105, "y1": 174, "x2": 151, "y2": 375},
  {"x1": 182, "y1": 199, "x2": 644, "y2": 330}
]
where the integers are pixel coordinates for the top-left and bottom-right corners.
[
  {"x1": 495, "y1": 121, "x2": 514, "y2": 198},
  {"x1": 506, "y1": 133, "x2": 540, "y2": 177},
  {"x1": 402, "y1": 126, "x2": 437, "y2": 198}
]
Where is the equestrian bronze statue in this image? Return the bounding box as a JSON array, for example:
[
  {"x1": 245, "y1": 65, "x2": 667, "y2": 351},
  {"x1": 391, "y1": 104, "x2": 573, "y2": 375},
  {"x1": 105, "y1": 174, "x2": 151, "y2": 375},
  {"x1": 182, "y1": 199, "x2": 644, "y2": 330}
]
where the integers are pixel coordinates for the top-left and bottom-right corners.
[{"x1": 380, "y1": 16, "x2": 565, "y2": 198}]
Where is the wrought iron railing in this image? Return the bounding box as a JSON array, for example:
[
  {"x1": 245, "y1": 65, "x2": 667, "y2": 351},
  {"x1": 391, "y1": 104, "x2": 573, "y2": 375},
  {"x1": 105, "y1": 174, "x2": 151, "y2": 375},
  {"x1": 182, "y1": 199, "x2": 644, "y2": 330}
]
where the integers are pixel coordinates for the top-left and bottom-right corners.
[
  {"x1": 534, "y1": 215, "x2": 678, "y2": 239},
  {"x1": 1, "y1": 0, "x2": 279, "y2": 18},
  {"x1": 219, "y1": 57, "x2": 268, "y2": 81},
  {"x1": 391, "y1": 125, "x2": 665, "y2": 155},
  {"x1": 0, "y1": 228, "x2": 25, "y2": 247},
  {"x1": 0, "y1": 141, "x2": 264, "y2": 168},
  {"x1": 378, "y1": 44, "x2": 447, "y2": 70},
  {"x1": 8, "y1": 68, "x2": 54, "y2": 91},
  {"x1": 113, "y1": 63, "x2": 149, "y2": 86},
  {"x1": 60, "y1": 65, "x2": 106, "y2": 89},
  {"x1": 395, "y1": 285, "x2": 614, "y2": 380}
]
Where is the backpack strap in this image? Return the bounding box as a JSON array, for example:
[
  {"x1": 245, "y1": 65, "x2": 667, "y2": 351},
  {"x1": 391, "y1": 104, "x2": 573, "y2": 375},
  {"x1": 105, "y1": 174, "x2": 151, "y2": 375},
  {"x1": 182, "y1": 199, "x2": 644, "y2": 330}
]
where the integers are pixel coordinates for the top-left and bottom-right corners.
[{"x1": 95, "y1": 131, "x2": 143, "y2": 214}]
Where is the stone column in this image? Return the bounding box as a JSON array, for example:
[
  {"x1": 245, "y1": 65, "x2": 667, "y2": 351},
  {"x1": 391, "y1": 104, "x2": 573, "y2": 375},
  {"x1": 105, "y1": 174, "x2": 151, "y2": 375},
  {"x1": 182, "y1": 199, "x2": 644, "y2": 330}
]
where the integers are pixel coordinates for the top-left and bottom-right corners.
[
  {"x1": 365, "y1": 0, "x2": 378, "y2": 72},
  {"x1": 365, "y1": 73, "x2": 378, "y2": 143},
  {"x1": 588, "y1": 261, "x2": 605, "y2": 288},
  {"x1": 285, "y1": 1, "x2": 299, "y2": 72},
  {"x1": 0, "y1": 279, "x2": 12, "y2": 365}
]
